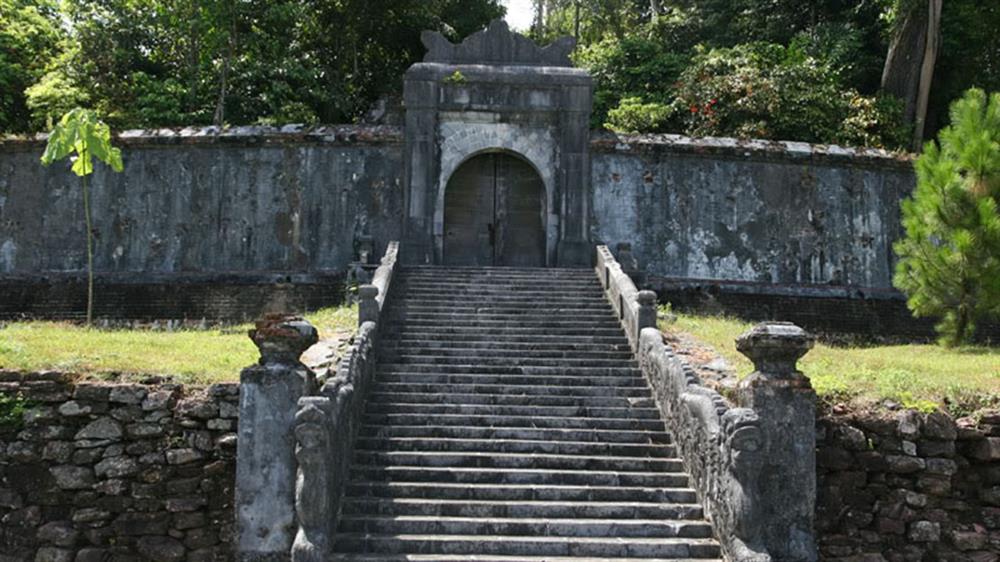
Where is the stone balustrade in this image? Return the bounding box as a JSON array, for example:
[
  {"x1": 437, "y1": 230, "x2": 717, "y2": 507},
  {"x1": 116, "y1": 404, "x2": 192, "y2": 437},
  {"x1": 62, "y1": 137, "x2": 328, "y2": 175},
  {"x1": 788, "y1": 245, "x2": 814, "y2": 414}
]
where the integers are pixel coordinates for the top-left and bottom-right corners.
[{"x1": 596, "y1": 245, "x2": 819, "y2": 562}]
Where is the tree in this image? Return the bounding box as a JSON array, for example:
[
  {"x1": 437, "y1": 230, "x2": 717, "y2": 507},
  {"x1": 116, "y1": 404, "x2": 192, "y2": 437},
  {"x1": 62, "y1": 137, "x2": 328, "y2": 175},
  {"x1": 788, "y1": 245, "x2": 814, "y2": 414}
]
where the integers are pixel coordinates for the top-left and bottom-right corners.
[
  {"x1": 40, "y1": 108, "x2": 124, "y2": 325},
  {"x1": 0, "y1": 0, "x2": 66, "y2": 132},
  {"x1": 894, "y1": 89, "x2": 1000, "y2": 346}
]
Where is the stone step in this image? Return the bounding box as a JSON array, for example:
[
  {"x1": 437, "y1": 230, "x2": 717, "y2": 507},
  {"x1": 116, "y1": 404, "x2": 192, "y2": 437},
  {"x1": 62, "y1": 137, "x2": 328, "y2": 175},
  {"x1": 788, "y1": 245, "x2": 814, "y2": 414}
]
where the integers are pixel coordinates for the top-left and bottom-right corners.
[
  {"x1": 349, "y1": 465, "x2": 690, "y2": 487},
  {"x1": 398, "y1": 280, "x2": 601, "y2": 289},
  {"x1": 354, "y1": 450, "x2": 683, "y2": 472},
  {"x1": 381, "y1": 347, "x2": 633, "y2": 360},
  {"x1": 385, "y1": 326, "x2": 627, "y2": 337},
  {"x1": 337, "y1": 515, "x2": 713, "y2": 539},
  {"x1": 368, "y1": 382, "x2": 651, "y2": 398},
  {"x1": 385, "y1": 334, "x2": 630, "y2": 346},
  {"x1": 401, "y1": 266, "x2": 593, "y2": 276},
  {"x1": 374, "y1": 373, "x2": 645, "y2": 388},
  {"x1": 331, "y1": 555, "x2": 719, "y2": 562},
  {"x1": 392, "y1": 304, "x2": 615, "y2": 314},
  {"x1": 354, "y1": 437, "x2": 674, "y2": 458},
  {"x1": 358, "y1": 424, "x2": 670, "y2": 444},
  {"x1": 330, "y1": 533, "x2": 721, "y2": 558},
  {"x1": 393, "y1": 296, "x2": 610, "y2": 306},
  {"x1": 365, "y1": 403, "x2": 660, "y2": 421},
  {"x1": 387, "y1": 311, "x2": 616, "y2": 323},
  {"x1": 396, "y1": 288, "x2": 605, "y2": 298},
  {"x1": 341, "y1": 497, "x2": 703, "y2": 520},
  {"x1": 379, "y1": 356, "x2": 638, "y2": 368},
  {"x1": 362, "y1": 413, "x2": 664, "y2": 431},
  {"x1": 391, "y1": 318, "x2": 622, "y2": 329},
  {"x1": 344, "y1": 481, "x2": 699, "y2": 503},
  {"x1": 366, "y1": 391, "x2": 654, "y2": 409},
  {"x1": 376, "y1": 364, "x2": 640, "y2": 376}
]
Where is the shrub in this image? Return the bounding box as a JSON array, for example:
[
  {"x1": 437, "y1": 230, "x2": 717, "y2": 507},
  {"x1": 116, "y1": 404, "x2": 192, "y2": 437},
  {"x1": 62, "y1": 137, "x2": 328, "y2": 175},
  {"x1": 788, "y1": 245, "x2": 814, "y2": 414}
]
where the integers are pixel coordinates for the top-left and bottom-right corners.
[
  {"x1": 605, "y1": 97, "x2": 676, "y2": 134},
  {"x1": 668, "y1": 43, "x2": 908, "y2": 149}
]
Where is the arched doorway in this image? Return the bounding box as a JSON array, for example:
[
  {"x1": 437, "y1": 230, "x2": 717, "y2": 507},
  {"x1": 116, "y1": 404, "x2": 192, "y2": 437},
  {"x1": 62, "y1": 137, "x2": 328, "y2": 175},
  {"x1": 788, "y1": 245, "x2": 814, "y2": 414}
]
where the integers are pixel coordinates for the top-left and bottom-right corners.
[{"x1": 443, "y1": 152, "x2": 546, "y2": 266}]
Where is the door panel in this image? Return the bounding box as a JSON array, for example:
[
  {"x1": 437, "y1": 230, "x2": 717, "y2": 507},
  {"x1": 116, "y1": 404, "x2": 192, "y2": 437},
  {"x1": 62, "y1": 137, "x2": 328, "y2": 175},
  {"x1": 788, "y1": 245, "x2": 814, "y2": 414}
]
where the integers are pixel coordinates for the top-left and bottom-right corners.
[
  {"x1": 496, "y1": 156, "x2": 545, "y2": 267},
  {"x1": 444, "y1": 155, "x2": 496, "y2": 266},
  {"x1": 443, "y1": 153, "x2": 545, "y2": 266}
]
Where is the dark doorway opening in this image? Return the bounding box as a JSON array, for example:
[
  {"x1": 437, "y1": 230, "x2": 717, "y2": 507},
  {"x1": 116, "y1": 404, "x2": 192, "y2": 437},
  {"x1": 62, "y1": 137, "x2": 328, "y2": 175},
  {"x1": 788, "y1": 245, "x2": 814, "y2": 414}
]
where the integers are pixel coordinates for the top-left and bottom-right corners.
[{"x1": 443, "y1": 152, "x2": 546, "y2": 266}]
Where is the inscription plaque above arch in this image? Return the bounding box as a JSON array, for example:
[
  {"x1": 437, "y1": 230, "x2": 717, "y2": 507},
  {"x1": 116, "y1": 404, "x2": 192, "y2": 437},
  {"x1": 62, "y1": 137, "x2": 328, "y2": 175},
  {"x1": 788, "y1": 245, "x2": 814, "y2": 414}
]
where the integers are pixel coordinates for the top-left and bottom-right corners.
[{"x1": 403, "y1": 19, "x2": 594, "y2": 267}]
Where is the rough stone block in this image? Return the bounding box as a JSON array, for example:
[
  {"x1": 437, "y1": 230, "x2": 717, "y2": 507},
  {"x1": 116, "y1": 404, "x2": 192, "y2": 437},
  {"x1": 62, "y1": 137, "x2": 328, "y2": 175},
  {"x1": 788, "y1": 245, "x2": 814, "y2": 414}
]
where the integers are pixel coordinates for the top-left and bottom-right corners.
[{"x1": 908, "y1": 520, "x2": 940, "y2": 542}]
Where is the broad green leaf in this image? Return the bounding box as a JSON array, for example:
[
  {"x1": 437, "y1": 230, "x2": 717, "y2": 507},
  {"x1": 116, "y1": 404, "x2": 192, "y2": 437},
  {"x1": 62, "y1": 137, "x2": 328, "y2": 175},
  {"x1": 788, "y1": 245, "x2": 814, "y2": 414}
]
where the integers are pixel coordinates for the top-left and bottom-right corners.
[{"x1": 39, "y1": 107, "x2": 123, "y2": 177}]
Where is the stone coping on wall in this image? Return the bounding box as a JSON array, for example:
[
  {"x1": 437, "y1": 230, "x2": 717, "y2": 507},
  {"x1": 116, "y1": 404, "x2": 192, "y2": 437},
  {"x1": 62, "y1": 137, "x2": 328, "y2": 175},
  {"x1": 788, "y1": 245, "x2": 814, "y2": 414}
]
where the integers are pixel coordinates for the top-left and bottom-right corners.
[
  {"x1": 0, "y1": 270, "x2": 346, "y2": 285},
  {"x1": 0, "y1": 124, "x2": 404, "y2": 151},
  {"x1": 1, "y1": 124, "x2": 915, "y2": 169},
  {"x1": 591, "y1": 130, "x2": 915, "y2": 169}
]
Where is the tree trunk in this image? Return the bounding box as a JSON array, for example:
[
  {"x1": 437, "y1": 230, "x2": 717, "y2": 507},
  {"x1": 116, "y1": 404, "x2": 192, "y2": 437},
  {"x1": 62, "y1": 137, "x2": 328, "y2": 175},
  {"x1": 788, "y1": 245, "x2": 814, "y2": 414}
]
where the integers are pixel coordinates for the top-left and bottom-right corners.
[
  {"x1": 82, "y1": 172, "x2": 94, "y2": 325},
  {"x1": 650, "y1": 0, "x2": 660, "y2": 22},
  {"x1": 912, "y1": 0, "x2": 942, "y2": 150},
  {"x1": 881, "y1": 0, "x2": 942, "y2": 151},
  {"x1": 214, "y1": 1, "x2": 237, "y2": 127}
]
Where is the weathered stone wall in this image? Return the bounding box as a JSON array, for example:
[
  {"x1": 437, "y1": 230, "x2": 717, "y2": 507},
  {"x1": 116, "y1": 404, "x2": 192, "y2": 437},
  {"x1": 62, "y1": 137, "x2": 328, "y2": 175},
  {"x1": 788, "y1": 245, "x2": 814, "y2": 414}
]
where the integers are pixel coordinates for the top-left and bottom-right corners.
[
  {"x1": 0, "y1": 126, "x2": 403, "y2": 276},
  {"x1": 1, "y1": 127, "x2": 922, "y2": 326},
  {"x1": 0, "y1": 372, "x2": 238, "y2": 561},
  {"x1": 817, "y1": 408, "x2": 1000, "y2": 561},
  {"x1": 591, "y1": 133, "x2": 915, "y2": 288},
  {"x1": 1, "y1": 128, "x2": 912, "y2": 285}
]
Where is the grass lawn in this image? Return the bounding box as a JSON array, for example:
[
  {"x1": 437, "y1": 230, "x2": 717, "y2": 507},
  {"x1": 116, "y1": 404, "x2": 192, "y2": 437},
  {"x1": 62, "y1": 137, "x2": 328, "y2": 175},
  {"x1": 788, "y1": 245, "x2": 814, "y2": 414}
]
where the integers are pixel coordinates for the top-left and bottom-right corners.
[
  {"x1": 0, "y1": 305, "x2": 357, "y2": 385},
  {"x1": 668, "y1": 313, "x2": 1000, "y2": 414}
]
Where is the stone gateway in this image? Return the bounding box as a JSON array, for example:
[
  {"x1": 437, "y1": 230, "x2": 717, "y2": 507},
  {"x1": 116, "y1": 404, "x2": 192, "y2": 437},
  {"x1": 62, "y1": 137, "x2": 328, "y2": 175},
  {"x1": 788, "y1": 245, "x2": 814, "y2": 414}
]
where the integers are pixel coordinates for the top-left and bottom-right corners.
[{"x1": 402, "y1": 19, "x2": 593, "y2": 266}]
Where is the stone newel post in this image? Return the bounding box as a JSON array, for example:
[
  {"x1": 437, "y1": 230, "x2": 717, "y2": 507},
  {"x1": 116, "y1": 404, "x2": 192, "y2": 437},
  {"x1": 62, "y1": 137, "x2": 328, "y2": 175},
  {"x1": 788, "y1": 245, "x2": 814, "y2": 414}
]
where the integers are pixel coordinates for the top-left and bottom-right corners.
[
  {"x1": 236, "y1": 315, "x2": 318, "y2": 561},
  {"x1": 736, "y1": 322, "x2": 818, "y2": 562},
  {"x1": 357, "y1": 284, "x2": 379, "y2": 326}
]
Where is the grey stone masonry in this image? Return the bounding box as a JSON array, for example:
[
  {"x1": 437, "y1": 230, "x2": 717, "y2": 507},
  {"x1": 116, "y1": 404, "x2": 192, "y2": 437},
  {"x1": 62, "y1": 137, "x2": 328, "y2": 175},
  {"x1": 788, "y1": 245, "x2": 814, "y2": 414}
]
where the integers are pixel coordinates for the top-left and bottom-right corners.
[
  {"x1": 235, "y1": 315, "x2": 318, "y2": 561},
  {"x1": 290, "y1": 241, "x2": 399, "y2": 561},
  {"x1": 598, "y1": 245, "x2": 819, "y2": 562}
]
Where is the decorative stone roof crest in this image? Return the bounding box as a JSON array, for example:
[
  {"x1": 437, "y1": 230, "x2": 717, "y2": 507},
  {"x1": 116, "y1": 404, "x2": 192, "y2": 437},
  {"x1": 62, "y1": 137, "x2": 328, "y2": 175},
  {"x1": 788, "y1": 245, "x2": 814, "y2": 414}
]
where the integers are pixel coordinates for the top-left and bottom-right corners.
[{"x1": 421, "y1": 19, "x2": 575, "y2": 67}]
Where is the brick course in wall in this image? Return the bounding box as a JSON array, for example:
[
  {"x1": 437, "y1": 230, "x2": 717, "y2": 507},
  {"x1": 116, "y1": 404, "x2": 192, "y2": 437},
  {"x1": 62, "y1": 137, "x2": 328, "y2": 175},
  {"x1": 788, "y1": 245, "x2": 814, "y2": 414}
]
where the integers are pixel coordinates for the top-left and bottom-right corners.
[
  {"x1": 0, "y1": 272, "x2": 344, "y2": 323},
  {"x1": 0, "y1": 372, "x2": 238, "y2": 561}
]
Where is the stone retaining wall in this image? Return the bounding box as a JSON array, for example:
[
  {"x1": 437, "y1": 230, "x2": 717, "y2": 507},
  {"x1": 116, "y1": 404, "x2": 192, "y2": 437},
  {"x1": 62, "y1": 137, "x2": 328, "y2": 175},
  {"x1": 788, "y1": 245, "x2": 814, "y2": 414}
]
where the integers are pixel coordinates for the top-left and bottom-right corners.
[
  {"x1": 3, "y1": 367, "x2": 999, "y2": 561},
  {"x1": 0, "y1": 372, "x2": 238, "y2": 561},
  {"x1": 817, "y1": 408, "x2": 1000, "y2": 561}
]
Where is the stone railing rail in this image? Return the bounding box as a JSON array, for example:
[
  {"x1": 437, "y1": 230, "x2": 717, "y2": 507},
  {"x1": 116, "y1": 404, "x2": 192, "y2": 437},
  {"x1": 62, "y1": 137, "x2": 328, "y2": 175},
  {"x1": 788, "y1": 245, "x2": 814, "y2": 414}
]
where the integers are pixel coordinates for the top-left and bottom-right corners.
[
  {"x1": 595, "y1": 246, "x2": 819, "y2": 562},
  {"x1": 595, "y1": 245, "x2": 656, "y2": 351},
  {"x1": 235, "y1": 242, "x2": 400, "y2": 562}
]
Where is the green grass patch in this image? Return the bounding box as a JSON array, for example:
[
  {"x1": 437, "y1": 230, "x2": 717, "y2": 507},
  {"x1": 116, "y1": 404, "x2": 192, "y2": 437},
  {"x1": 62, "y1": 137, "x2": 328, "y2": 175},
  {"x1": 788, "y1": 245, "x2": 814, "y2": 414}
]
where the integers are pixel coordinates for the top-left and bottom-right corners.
[
  {"x1": 667, "y1": 313, "x2": 1000, "y2": 414},
  {"x1": 0, "y1": 305, "x2": 357, "y2": 384}
]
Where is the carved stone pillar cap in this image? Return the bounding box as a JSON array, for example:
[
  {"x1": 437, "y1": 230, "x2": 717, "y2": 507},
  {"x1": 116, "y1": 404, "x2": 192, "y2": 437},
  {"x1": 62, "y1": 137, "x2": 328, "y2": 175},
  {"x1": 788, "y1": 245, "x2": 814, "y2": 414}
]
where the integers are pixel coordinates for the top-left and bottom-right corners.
[
  {"x1": 736, "y1": 321, "x2": 814, "y2": 376},
  {"x1": 358, "y1": 284, "x2": 379, "y2": 299},
  {"x1": 637, "y1": 290, "x2": 657, "y2": 306},
  {"x1": 249, "y1": 313, "x2": 319, "y2": 364}
]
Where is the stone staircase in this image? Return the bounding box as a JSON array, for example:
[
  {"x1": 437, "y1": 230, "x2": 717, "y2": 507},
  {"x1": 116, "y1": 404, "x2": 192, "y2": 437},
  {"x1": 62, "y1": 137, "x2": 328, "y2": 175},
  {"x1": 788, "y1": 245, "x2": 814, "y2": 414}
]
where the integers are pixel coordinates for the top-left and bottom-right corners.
[{"x1": 330, "y1": 266, "x2": 722, "y2": 561}]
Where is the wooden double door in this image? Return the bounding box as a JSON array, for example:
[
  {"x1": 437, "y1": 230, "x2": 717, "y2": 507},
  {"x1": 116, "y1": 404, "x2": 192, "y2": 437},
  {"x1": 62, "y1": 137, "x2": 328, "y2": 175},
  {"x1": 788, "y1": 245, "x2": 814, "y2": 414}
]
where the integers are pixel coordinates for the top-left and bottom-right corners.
[{"x1": 443, "y1": 153, "x2": 546, "y2": 267}]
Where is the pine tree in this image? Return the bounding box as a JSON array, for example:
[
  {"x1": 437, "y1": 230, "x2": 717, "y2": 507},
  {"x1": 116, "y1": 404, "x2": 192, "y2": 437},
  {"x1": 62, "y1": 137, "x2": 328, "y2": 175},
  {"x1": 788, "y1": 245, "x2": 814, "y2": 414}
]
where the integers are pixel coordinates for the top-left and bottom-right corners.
[{"x1": 894, "y1": 88, "x2": 1000, "y2": 346}]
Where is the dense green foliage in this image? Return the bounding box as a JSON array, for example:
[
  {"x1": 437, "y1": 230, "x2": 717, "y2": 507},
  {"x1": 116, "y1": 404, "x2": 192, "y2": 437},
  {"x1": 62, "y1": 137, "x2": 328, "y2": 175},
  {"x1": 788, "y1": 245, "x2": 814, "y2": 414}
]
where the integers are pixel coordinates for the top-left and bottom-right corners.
[
  {"x1": 1, "y1": 0, "x2": 999, "y2": 149},
  {"x1": 534, "y1": 0, "x2": 997, "y2": 149},
  {"x1": 1, "y1": 0, "x2": 503, "y2": 132},
  {"x1": 0, "y1": 0, "x2": 66, "y2": 133},
  {"x1": 894, "y1": 89, "x2": 1000, "y2": 345}
]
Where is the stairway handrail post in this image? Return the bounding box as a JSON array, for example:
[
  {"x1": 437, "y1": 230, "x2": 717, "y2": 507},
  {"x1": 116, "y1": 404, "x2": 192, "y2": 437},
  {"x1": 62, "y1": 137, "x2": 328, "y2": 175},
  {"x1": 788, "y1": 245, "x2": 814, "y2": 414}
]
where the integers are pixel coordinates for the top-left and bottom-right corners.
[{"x1": 235, "y1": 316, "x2": 319, "y2": 561}]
